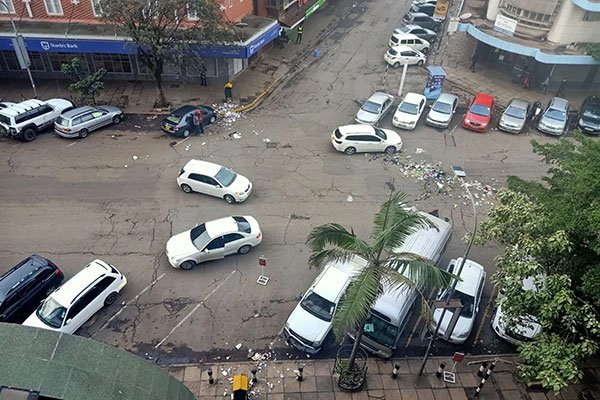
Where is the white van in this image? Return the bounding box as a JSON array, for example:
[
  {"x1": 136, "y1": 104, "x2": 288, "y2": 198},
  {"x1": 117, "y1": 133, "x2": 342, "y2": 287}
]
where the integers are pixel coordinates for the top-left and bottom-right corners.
[
  {"x1": 283, "y1": 255, "x2": 368, "y2": 354},
  {"x1": 353, "y1": 212, "x2": 452, "y2": 357},
  {"x1": 388, "y1": 32, "x2": 430, "y2": 53}
]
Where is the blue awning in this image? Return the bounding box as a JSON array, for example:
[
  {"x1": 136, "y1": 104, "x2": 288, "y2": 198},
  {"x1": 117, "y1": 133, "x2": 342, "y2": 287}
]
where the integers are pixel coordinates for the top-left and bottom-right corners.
[
  {"x1": 458, "y1": 23, "x2": 600, "y2": 65},
  {"x1": 571, "y1": 0, "x2": 600, "y2": 11}
]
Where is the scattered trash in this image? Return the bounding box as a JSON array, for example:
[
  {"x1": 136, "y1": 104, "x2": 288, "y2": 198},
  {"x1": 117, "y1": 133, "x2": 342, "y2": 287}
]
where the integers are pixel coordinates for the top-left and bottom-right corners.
[
  {"x1": 132, "y1": 155, "x2": 138, "y2": 160},
  {"x1": 146, "y1": 114, "x2": 158, "y2": 120},
  {"x1": 222, "y1": 370, "x2": 228, "y2": 376},
  {"x1": 124, "y1": 165, "x2": 128, "y2": 168},
  {"x1": 415, "y1": 147, "x2": 425, "y2": 154},
  {"x1": 214, "y1": 102, "x2": 243, "y2": 126},
  {"x1": 134, "y1": 125, "x2": 141, "y2": 129},
  {"x1": 232, "y1": 133, "x2": 242, "y2": 139},
  {"x1": 263, "y1": 138, "x2": 271, "y2": 143},
  {"x1": 235, "y1": 343, "x2": 243, "y2": 350},
  {"x1": 346, "y1": 195, "x2": 354, "y2": 203},
  {"x1": 201, "y1": 142, "x2": 207, "y2": 146}
]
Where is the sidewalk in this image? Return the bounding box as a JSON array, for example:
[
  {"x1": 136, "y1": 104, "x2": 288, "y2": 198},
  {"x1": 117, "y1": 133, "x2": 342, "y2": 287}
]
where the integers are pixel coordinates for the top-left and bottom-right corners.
[{"x1": 166, "y1": 355, "x2": 600, "y2": 400}]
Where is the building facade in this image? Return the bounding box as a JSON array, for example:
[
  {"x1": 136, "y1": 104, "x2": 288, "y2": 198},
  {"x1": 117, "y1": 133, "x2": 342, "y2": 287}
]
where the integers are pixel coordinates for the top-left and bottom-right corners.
[{"x1": 256, "y1": 0, "x2": 326, "y2": 28}]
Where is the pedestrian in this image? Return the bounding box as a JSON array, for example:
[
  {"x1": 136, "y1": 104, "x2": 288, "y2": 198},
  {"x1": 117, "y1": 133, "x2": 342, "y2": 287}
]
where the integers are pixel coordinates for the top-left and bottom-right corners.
[
  {"x1": 295, "y1": 24, "x2": 303, "y2": 45},
  {"x1": 556, "y1": 78, "x2": 567, "y2": 97},
  {"x1": 469, "y1": 52, "x2": 479, "y2": 73},
  {"x1": 193, "y1": 109, "x2": 204, "y2": 135},
  {"x1": 541, "y1": 76, "x2": 549, "y2": 94},
  {"x1": 224, "y1": 81, "x2": 234, "y2": 102},
  {"x1": 522, "y1": 71, "x2": 531, "y2": 89},
  {"x1": 199, "y1": 62, "x2": 208, "y2": 86}
]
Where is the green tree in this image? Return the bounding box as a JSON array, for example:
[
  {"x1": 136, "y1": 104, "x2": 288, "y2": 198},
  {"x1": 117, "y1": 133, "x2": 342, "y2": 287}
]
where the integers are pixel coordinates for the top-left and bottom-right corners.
[
  {"x1": 60, "y1": 57, "x2": 106, "y2": 104},
  {"x1": 587, "y1": 43, "x2": 600, "y2": 60},
  {"x1": 306, "y1": 191, "x2": 454, "y2": 388},
  {"x1": 100, "y1": 0, "x2": 234, "y2": 108}
]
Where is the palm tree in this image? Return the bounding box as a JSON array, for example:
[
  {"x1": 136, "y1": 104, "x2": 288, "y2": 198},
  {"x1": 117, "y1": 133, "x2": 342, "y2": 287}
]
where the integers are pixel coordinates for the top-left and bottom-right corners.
[{"x1": 306, "y1": 190, "x2": 454, "y2": 387}]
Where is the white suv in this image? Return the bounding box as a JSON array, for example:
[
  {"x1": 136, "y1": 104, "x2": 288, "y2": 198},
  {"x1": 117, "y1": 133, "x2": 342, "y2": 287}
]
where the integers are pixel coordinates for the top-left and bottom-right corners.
[
  {"x1": 331, "y1": 125, "x2": 402, "y2": 155},
  {"x1": 23, "y1": 259, "x2": 127, "y2": 334},
  {"x1": 0, "y1": 98, "x2": 74, "y2": 142},
  {"x1": 177, "y1": 159, "x2": 252, "y2": 204}
]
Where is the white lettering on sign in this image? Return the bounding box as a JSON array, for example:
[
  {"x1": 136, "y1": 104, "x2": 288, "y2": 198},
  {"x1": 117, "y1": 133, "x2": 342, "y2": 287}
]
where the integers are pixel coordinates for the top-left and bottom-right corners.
[
  {"x1": 493, "y1": 14, "x2": 517, "y2": 36},
  {"x1": 39, "y1": 40, "x2": 79, "y2": 51}
]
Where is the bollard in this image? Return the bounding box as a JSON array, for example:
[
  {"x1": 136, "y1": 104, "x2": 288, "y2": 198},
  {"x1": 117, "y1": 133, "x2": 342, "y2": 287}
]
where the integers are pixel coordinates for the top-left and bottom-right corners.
[
  {"x1": 207, "y1": 367, "x2": 215, "y2": 385},
  {"x1": 484, "y1": 360, "x2": 497, "y2": 380},
  {"x1": 473, "y1": 381, "x2": 484, "y2": 397},
  {"x1": 392, "y1": 363, "x2": 400, "y2": 379},
  {"x1": 477, "y1": 362, "x2": 488, "y2": 378},
  {"x1": 436, "y1": 362, "x2": 446, "y2": 378},
  {"x1": 296, "y1": 365, "x2": 304, "y2": 382},
  {"x1": 251, "y1": 368, "x2": 258, "y2": 384}
]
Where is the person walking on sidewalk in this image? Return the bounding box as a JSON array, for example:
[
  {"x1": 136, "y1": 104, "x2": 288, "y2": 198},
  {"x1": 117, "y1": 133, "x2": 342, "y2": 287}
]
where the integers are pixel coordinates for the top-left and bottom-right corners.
[
  {"x1": 193, "y1": 109, "x2": 204, "y2": 135},
  {"x1": 199, "y1": 62, "x2": 208, "y2": 86},
  {"x1": 556, "y1": 78, "x2": 567, "y2": 97},
  {"x1": 295, "y1": 24, "x2": 304, "y2": 45},
  {"x1": 224, "y1": 82, "x2": 234, "y2": 102},
  {"x1": 469, "y1": 52, "x2": 479, "y2": 73},
  {"x1": 541, "y1": 76, "x2": 549, "y2": 94}
]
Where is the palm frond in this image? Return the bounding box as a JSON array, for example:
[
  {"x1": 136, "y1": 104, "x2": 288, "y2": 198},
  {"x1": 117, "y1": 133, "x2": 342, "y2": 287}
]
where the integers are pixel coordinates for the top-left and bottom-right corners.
[
  {"x1": 308, "y1": 248, "x2": 361, "y2": 270},
  {"x1": 385, "y1": 254, "x2": 457, "y2": 292},
  {"x1": 306, "y1": 223, "x2": 373, "y2": 268},
  {"x1": 331, "y1": 267, "x2": 383, "y2": 343}
]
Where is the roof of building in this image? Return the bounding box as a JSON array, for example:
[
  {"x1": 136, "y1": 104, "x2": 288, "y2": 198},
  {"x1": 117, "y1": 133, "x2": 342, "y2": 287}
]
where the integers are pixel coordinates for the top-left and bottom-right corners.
[{"x1": 0, "y1": 323, "x2": 195, "y2": 400}]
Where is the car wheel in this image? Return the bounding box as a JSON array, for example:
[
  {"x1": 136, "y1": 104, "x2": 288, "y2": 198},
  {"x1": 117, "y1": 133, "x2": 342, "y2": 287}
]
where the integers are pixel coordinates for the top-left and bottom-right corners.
[
  {"x1": 422, "y1": 47, "x2": 429, "y2": 54},
  {"x1": 224, "y1": 194, "x2": 236, "y2": 204},
  {"x1": 181, "y1": 184, "x2": 193, "y2": 193},
  {"x1": 393, "y1": 62, "x2": 401, "y2": 69},
  {"x1": 180, "y1": 260, "x2": 195, "y2": 271},
  {"x1": 238, "y1": 245, "x2": 252, "y2": 255},
  {"x1": 79, "y1": 129, "x2": 89, "y2": 139},
  {"x1": 104, "y1": 292, "x2": 118, "y2": 306},
  {"x1": 385, "y1": 146, "x2": 397, "y2": 154},
  {"x1": 344, "y1": 146, "x2": 356, "y2": 155},
  {"x1": 210, "y1": 116, "x2": 216, "y2": 124},
  {"x1": 417, "y1": 60, "x2": 424, "y2": 66},
  {"x1": 113, "y1": 115, "x2": 122, "y2": 124},
  {"x1": 183, "y1": 129, "x2": 190, "y2": 138},
  {"x1": 22, "y1": 128, "x2": 36, "y2": 142}
]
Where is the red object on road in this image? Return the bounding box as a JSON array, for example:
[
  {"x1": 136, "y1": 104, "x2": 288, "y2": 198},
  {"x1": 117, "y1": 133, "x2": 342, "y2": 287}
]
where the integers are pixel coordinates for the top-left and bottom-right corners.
[
  {"x1": 462, "y1": 93, "x2": 494, "y2": 132},
  {"x1": 258, "y1": 257, "x2": 267, "y2": 267}
]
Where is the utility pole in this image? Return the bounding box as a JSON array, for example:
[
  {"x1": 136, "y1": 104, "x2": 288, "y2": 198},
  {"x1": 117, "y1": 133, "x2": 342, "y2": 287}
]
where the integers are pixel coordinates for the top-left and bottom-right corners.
[{"x1": 397, "y1": 62, "x2": 408, "y2": 97}]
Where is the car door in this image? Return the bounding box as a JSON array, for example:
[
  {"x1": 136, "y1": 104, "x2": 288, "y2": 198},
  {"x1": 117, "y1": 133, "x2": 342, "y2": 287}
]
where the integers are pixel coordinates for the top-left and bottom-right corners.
[
  {"x1": 187, "y1": 173, "x2": 219, "y2": 197},
  {"x1": 382, "y1": 99, "x2": 392, "y2": 118},
  {"x1": 418, "y1": 99, "x2": 426, "y2": 118},
  {"x1": 90, "y1": 110, "x2": 108, "y2": 130},
  {"x1": 364, "y1": 134, "x2": 384, "y2": 152},
  {"x1": 79, "y1": 112, "x2": 95, "y2": 131},
  {"x1": 64, "y1": 291, "x2": 97, "y2": 333},
  {"x1": 401, "y1": 50, "x2": 417, "y2": 64},
  {"x1": 198, "y1": 236, "x2": 227, "y2": 262},
  {"x1": 222, "y1": 233, "x2": 245, "y2": 256},
  {"x1": 345, "y1": 135, "x2": 366, "y2": 152},
  {"x1": 202, "y1": 176, "x2": 224, "y2": 197}
]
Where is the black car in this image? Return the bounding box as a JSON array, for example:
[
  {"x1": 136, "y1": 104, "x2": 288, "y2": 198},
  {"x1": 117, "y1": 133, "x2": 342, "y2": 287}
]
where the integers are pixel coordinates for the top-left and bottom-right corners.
[
  {"x1": 394, "y1": 25, "x2": 438, "y2": 43},
  {"x1": 578, "y1": 96, "x2": 600, "y2": 135},
  {"x1": 160, "y1": 105, "x2": 217, "y2": 138},
  {"x1": 0, "y1": 255, "x2": 64, "y2": 323},
  {"x1": 402, "y1": 12, "x2": 443, "y2": 31},
  {"x1": 411, "y1": 3, "x2": 437, "y2": 16}
]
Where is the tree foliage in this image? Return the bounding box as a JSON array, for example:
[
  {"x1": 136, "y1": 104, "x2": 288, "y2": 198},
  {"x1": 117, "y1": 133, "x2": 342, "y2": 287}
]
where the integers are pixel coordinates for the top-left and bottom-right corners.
[
  {"x1": 60, "y1": 57, "x2": 106, "y2": 104},
  {"x1": 99, "y1": 0, "x2": 234, "y2": 107},
  {"x1": 587, "y1": 43, "x2": 600, "y2": 60}
]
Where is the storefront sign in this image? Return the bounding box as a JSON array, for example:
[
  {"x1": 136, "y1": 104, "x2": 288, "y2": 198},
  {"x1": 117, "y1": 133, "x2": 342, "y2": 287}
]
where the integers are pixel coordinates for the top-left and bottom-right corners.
[
  {"x1": 493, "y1": 15, "x2": 517, "y2": 37},
  {"x1": 305, "y1": 0, "x2": 325, "y2": 18},
  {"x1": 433, "y1": 0, "x2": 450, "y2": 20}
]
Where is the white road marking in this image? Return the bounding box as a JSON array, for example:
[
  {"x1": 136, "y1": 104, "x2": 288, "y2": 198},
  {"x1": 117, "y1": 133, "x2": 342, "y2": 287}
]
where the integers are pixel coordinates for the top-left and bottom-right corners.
[
  {"x1": 174, "y1": 137, "x2": 190, "y2": 146},
  {"x1": 66, "y1": 141, "x2": 78, "y2": 147},
  {"x1": 93, "y1": 272, "x2": 166, "y2": 336},
  {"x1": 154, "y1": 269, "x2": 237, "y2": 349}
]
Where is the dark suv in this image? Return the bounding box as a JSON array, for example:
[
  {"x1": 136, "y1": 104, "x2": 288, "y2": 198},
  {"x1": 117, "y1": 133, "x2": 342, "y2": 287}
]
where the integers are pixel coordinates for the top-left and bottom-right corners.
[
  {"x1": 578, "y1": 96, "x2": 600, "y2": 135},
  {"x1": 0, "y1": 255, "x2": 64, "y2": 323}
]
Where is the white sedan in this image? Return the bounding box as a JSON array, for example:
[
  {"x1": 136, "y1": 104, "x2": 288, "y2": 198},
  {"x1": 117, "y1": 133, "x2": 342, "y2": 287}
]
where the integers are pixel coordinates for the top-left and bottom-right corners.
[
  {"x1": 392, "y1": 92, "x2": 427, "y2": 130},
  {"x1": 355, "y1": 92, "x2": 395, "y2": 125},
  {"x1": 384, "y1": 45, "x2": 426, "y2": 68},
  {"x1": 166, "y1": 216, "x2": 262, "y2": 270}
]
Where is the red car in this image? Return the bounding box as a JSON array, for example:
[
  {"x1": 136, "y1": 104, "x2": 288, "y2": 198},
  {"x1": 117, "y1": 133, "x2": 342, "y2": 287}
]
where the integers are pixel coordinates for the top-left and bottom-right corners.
[{"x1": 462, "y1": 93, "x2": 494, "y2": 132}]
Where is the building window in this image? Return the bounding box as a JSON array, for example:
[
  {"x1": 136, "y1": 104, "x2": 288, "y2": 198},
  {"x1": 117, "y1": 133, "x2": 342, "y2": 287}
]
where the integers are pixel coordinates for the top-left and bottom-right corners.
[
  {"x1": 137, "y1": 57, "x2": 180, "y2": 75},
  {"x1": 48, "y1": 53, "x2": 87, "y2": 72},
  {"x1": 0, "y1": 0, "x2": 15, "y2": 13},
  {"x1": 92, "y1": 54, "x2": 132, "y2": 73},
  {"x1": 44, "y1": 0, "x2": 64, "y2": 15},
  {"x1": 583, "y1": 11, "x2": 600, "y2": 21},
  {"x1": 91, "y1": 0, "x2": 103, "y2": 17},
  {"x1": 187, "y1": 58, "x2": 217, "y2": 76}
]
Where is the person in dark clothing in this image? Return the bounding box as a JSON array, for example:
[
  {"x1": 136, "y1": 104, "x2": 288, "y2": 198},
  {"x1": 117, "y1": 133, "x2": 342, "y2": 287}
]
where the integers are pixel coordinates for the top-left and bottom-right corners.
[
  {"x1": 193, "y1": 109, "x2": 204, "y2": 134},
  {"x1": 556, "y1": 78, "x2": 567, "y2": 97},
  {"x1": 224, "y1": 82, "x2": 233, "y2": 102},
  {"x1": 469, "y1": 53, "x2": 479, "y2": 73},
  {"x1": 295, "y1": 25, "x2": 303, "y2": 45},
  {"x1": 199, "y1": 63, "x2": 208, "y2": 86}
]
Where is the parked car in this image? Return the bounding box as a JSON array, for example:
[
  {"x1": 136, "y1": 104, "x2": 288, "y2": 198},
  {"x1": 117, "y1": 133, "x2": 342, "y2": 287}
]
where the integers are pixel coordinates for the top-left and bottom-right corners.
[
  {"x1": 430, "y1": 258, "x2": 486, "y2": 344},
  {"x1": 0, "y1": 98, "x2": 74, "y2": 142},
  {"x1": 384, "y1": 45, "x2": 426, "y2": 68},
  {"x1": 54, "y1": 106, "x2": 123, "y2": 138},
  {"x1": 392, "y1": 92, "x2": 427, "y2": 130},
  {"x1": 388, "y1": 33, "x2": 430, "y2": 53},
  {"x1": 577, "y1": 95, "x2": 600, "y2": 134},
  {"x1": 331, "y1": 124, "x2": 402, "y2": 155},
  {"x1": 355, "y1": 92, "x2": 395, "y2": 125},
  {"x1": 462, "y1": 93, "x2": 494, "y2": 132},
  {"x1": 0, "y1": 255, "x2": 64, "y2": 323},
  {"x1": 411, "y1": 3, "x2": 437, "y2": 16},
  {"x1": 426, "y1": 93, "x2": 458, "y2": 128},
  {"x1": 537, "y1": 97, "x2": 569, "y2": 136},
  {"x1": 160, "y1": 105, "x2": 217, "y2": 138},
  {"x1": 402, "y1": 12, "x2": 442, "y2": 31},
  {"x1": 498, "y1": 99, "x2": 530, "y2": 134},
  {"x1": 23, "y1": 259, "x2": 127, "y2": 334},
  {"x1": 394, "y1": 25, "x2": 438, "y2": 43},
  {"x1": 177, "y1": 159, "x2": 252, "y2": 204},
  {"x1": 166, "y1": 216, "x2": 262, "y2": 270}
]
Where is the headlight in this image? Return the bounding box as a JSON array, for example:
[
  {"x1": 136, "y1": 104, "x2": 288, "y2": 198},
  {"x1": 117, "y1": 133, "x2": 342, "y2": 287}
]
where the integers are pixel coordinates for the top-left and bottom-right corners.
[
  {"x1": 579, "y1": 119, "x2": 585, "y2": 126},
  {"x1": 465, "y1": 119, "x2": 470, "y2": 124},
  {"x1": 235, "y1": 192, "x2": 243, "y2": 196},
  {"x1": 481, "y1": 122, "x2": 487, "y2": 127}
]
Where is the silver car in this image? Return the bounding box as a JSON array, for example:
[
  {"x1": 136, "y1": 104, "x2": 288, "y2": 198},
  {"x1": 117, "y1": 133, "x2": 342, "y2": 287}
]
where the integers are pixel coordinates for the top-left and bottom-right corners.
[
  {"x1": 537, "y1": 97, "x2": 569, "y2": 136},
  {"x1": 426, "y1": 93, "x2": 458, "y2": 129},
  {"x1": 499, "y1": 99, "x2": 531, "y2": 134},
  {"x1": 355, "y1": 92, "x2": 395, "y2": 125},
  {"x1": 55, "y1": 105, "x2": 123, "y2": 139}
]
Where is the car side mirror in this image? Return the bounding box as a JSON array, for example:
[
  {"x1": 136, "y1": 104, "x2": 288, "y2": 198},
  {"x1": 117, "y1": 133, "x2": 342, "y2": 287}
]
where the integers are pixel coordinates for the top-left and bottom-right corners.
[
  {"x1": 65, "y1": 318, "x2": 72, "y2": 325},
  {"x1": 297, "y1": 292, "x2": 304, "y2": 300},
  {"x1": 203, "y1": 248, "x2": 209, "y2": 253},
  {"x1": 215, "y1": 184, "x2": 221, "y2": 188}
]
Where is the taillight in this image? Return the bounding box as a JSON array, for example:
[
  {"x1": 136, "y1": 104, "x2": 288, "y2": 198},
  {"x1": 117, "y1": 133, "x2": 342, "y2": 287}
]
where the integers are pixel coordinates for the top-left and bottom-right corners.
[
  {"x1": 178, "y1": 168, "x2": 184, "y2": 177},
  {"x1": 55, "y1": 269, "x2": 63, "y2": 276},
  {"x1": 256, "y1": 232, "x2": 262, "y2": 239}
]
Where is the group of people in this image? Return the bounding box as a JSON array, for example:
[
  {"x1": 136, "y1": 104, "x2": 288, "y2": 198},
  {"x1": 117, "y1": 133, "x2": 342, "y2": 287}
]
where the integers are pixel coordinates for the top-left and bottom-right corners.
[{"x1": 275, "y1": 25, "x2": 303, "y2": 49}]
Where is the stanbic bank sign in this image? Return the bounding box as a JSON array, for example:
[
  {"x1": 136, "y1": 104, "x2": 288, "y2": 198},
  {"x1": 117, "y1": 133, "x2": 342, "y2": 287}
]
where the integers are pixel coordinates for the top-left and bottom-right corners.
[{"x1": 493, "y1": 14, "x2": 518, "y2": 37}]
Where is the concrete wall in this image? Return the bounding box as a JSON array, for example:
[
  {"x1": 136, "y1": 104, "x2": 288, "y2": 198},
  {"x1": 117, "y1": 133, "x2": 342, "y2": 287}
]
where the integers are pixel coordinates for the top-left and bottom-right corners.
[
  {"x1": 548, "y1": 1, "x2": 600, "y2": 44},
  {"x1": 486, "y1": 0, "x2": 501, "y2": 21}
]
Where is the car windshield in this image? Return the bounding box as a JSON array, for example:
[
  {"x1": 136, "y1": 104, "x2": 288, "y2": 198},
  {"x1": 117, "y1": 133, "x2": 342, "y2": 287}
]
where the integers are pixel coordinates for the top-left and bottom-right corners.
[
  {"x1": 361, "y1": 100, "x2": 382, "y2": 114},
  {"x1": 441, "y1": 289, "x2": 475, "y2": 318},
  {"x1": 582, "y1": 105, "x2": 600, "y2": 122},
  {"x1": 215, "y1": 167, "x2": 237, "y2": 187},
  {"x1": 545, "y1": 108, "x2": 566, "y2": 121},
  {"x1": 374, "y1": 128, "x2": 388, "y2": 140},
  {"x1": 505, "y1": 105, "x2": 526, "y2": 119},
  {"x1": 470, "y1": 104, "x2": 491, "y2": 117},
  {"x1": 362, "y1": 310, "x2": 399, "y2": 347},
  {"x1": 36, "y1": 297, "x2": 66, "y2": 328},
  {"x1": 300, "y1": 291, "x2": 336, "y2": 322},
  {"x1": 399, "y1": 102, "x2": 419, "y2": 115},
  {"x1": 432, "y1": 101, "x2": 452, "y2": 114},
  {"x1": 190, "y1": 223, "x2": 210, "y2": 250},
  {"x1": 55, "y1": 116, "x2": 70, "y2": 126}
]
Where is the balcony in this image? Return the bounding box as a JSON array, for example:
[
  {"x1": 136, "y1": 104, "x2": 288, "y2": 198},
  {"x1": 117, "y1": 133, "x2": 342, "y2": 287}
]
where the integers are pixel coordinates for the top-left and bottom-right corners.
[{"x1": 278, "y1": 0, "x2": 321, "y2": 27}]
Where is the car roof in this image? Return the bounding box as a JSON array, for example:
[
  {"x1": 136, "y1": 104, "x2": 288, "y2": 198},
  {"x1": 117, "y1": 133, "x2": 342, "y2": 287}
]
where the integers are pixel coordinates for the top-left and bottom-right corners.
[
  {"x1": 549, "y1": 97, "x2": 569, "y2": 109},
  {"x1": 0, "y1": 99, "x2": 47, "y2": 117},
  {"x1": 337, "y1": 124, "x2": 376, "y2": 135},
  {"x1": 0, "y1": 255, "x2": 55, "y2": 301},
  {"x1": 172, "y1": 105, "x2": 198, "y2": 117},
  {"x1": 183, "y1": 159, "x2": 222, "y2": 176},
  {"x1": 436, "y1": 93, "x2": 458, "y2": 104},
  {"x1": 313, "y1": 256, "x2": 368, "y2": 302},
  {"x1": 394, "y1": 212, "x2": 452, "y2": 262},
  {"x1": 367, "y1": 92, "x2": 393, "y2": 104},
  {"x1": 402, "y1": 92, "x2": 427, "y2": 104},
  {"x1": 61, "y1": 106, "x2": 96, "y2": 119},
  {"x1": 449, "y1": 258, "x2": 485, "y2": 296},
  {"x1": 205, "y1": 216, "x2": 241, "y2": 237},
  {"x1": 392, "y1": 32, "x2": 421, "y2": 40},
  {"x1": 474, "y1": 93, "x2": 494, "y2": 106},
  {"x1": 408, "y1": 12, "x2": 431, "y2": 18},
  {"x1": 508, "y1": 99, "x2": 530, "y2": 109},
  {"x1": 51, "y1": 260, "x2": 112, "y2": 306},
  {"x1": 390, "y1": 44, "x2": 416, "y2": 52}
]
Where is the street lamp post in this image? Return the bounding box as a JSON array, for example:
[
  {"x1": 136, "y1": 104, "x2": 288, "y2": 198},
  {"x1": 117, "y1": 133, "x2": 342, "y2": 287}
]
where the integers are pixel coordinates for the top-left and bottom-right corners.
[{"x1": 418, "y1": 165, "x2": 478, "y2": 376}]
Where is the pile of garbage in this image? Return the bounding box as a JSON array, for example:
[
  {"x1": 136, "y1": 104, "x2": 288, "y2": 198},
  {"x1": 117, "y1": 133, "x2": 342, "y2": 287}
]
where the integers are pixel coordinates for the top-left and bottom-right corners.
[{"x1": 214, "y1": 102, "x2": 244, "y2": 126}]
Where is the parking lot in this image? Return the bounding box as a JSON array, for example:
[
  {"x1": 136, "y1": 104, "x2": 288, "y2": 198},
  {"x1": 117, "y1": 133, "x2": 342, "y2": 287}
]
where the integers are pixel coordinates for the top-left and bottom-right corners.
[{"x1": 0, "y1": 0, "x2": 559, "y2": 365}]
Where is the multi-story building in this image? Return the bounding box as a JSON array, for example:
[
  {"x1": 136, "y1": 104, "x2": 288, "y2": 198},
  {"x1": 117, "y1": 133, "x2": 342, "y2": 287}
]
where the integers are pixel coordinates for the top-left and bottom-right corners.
[
  {"x1": 256, "y1": 0, "x2": 325, "y2": 29},
  {"x1": 0, "y1": 0, "x2": 280, "y2": 82}
]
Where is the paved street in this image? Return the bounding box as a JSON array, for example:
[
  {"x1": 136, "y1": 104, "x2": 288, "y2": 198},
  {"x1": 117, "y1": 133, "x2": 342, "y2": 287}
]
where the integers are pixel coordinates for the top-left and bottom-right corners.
[{"x1": 0, "y1": 0, "x2": 557, "y2": 366}]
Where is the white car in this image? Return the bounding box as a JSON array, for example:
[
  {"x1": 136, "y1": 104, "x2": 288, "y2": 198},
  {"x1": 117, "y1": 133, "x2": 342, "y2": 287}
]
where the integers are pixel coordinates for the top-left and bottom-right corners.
[
  {"x1": 431, "y1": 258, "x2": 486, "y2": 344},
  {"x1": 392, "y1": 92, "x2": 427, "y2": 130},
  {"x1": 426, "y1": 93, "x2": 459, "y2": 129},
  {"x1": 384, "y1": 45, "x2": 426, "y2": 68},
  {"x1": 177, "y1": 159, "x2": 252, "y2": 204},
  {"x1": 166, "y1": 215, "x2": 262, "y2": 270},
  {"x1": 23, "y1": 260, "x2": 127, "y2": 334},
  {"x1": 355, "y1": 92, "x2": 395, "y2": 125},
  {"x1": 331, "y1": 124, "x2": 402, "y2": 155}
]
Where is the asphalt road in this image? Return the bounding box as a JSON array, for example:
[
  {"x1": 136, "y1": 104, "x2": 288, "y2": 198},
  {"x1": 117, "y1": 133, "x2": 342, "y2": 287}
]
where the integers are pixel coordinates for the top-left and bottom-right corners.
[{"x1": 0, "y1": 0, "x2": 556, "y2": 365}]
